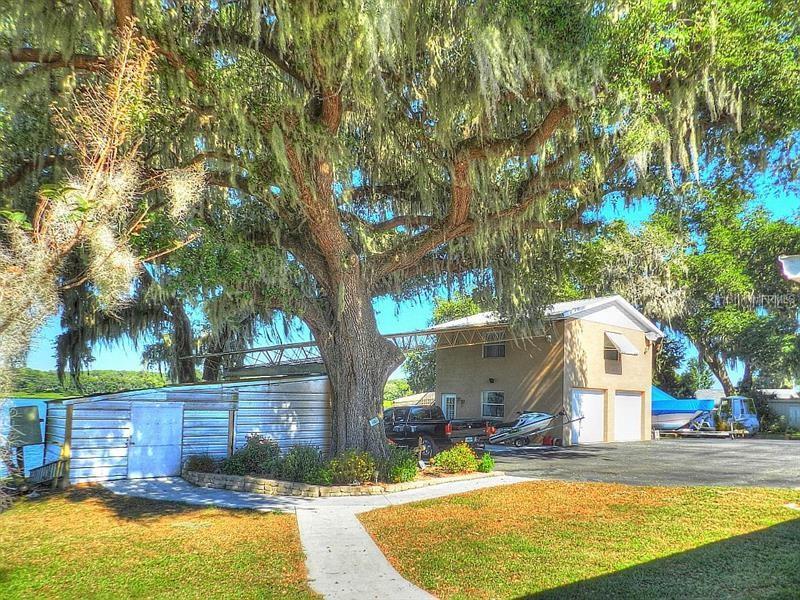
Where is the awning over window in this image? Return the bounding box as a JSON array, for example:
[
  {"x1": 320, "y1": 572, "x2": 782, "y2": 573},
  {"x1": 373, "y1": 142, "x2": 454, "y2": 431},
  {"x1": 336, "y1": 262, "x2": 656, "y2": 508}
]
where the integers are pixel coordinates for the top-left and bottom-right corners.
[{"x1": 605, "y1": 332, "x2": 640, "y2": 356}]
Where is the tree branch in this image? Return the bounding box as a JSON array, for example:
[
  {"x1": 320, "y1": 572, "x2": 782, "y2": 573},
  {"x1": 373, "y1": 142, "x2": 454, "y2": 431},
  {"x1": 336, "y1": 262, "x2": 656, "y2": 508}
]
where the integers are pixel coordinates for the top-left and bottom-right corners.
[
  {"x1": 0, "y1": 154, "x2": 59, "y2": 192},
  {"x1": 456, "y1": 101, "x2": 572, "y2": 160},
  {"x1": 113, "y1": 0, "x2": 134, "y2": 28},
  {"x1": 3, "y1": 49, "x2": 106, "y2": 71},
  {"x1": 341, "y1": 212, "x2": 436, "y2": 232},
  {"x1": 282, "y1": 130, "x2": 356, "y2": 286},
  {"x1": 202, "y1": 26, "x2": 310, "y2": 89}
]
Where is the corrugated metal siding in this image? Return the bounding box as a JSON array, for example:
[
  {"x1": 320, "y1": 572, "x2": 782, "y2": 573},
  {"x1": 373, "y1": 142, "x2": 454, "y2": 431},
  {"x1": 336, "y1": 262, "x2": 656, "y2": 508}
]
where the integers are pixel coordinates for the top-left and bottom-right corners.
[
  {"x1": 182, "y1": 410, "x2": 230, "y2": 458},
  {"x1": 69, "y1": 400, "x2": 131, "y2": 483},
  {"x1": 771, "y1": 401, "x2": 800, "y2": 427},
  {"x1": 234, "y1": 377, "x2": 331, "y2": 451},
  {"x1": 59, "y1": 374, "x2": 332, "y2": 483},
  {"x1": 43, "y1": 403, "x2": 66, "y2": 464}
]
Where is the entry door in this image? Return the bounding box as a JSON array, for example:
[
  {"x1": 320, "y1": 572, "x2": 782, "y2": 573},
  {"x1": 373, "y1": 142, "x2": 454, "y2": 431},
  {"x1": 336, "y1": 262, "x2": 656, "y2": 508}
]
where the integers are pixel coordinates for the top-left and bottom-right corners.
[
  {"x1": 570, "y1": 389, "x2": 606, "y2": 444},
  {"x1": 128, "y1": 403, "x2": 184, "y2": 479},
  {"x1": 614, "y1": 391, "x2": 643, "y2": 442},
  {"x1": 442, "y1": 394, "x2": 457, "y2": 420}
]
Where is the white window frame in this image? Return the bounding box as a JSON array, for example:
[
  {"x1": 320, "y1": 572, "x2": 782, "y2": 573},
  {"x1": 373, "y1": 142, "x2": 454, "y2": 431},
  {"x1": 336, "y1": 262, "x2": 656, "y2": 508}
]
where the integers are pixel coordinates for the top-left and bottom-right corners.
[
  {"x1": 482, "y1": 343, "x2": 506, "y2": 358},
  {"x1": 481, "y1": 390, "x2": 505, "y2": 419},
  {"x1": 441, "y1": 394, "x2": 457, "y2": 420}
]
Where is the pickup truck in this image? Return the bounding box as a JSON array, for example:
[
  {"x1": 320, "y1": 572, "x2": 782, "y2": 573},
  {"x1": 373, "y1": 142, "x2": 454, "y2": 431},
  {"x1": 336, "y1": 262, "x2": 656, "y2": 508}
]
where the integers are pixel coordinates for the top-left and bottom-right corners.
[{"x1": 384, "y1": 405, "x2": 491, "y2": 458}]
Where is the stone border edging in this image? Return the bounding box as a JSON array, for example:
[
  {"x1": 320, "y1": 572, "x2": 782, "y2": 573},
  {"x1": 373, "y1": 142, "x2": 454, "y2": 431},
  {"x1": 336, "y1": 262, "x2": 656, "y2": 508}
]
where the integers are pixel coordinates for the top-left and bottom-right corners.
[{"x1": 182, "y1": 469, "x2": 502, "y2": 498}]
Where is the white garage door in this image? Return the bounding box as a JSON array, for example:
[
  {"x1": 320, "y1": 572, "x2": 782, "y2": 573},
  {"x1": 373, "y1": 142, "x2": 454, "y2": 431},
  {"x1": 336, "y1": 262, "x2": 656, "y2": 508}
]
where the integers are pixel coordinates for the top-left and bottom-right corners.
[
  {"x1": 570, "y1": 389, "x2": 606, "y2": 444},
  {"x1": 614, "y1": 391, "x2": 643, "y2": 442}
]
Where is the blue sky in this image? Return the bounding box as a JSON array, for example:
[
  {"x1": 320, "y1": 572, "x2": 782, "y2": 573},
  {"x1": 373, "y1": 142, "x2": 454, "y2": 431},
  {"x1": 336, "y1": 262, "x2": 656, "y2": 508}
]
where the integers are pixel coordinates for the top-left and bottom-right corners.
[{"x1": 26, "y1": 181, "x2": 798, "y2": 387}]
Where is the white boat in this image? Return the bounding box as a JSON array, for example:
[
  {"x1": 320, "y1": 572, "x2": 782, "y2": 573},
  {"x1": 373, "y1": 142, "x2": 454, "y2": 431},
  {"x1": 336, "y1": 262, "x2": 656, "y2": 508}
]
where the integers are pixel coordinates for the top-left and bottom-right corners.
[
  {"x1": 652, "y1": 387, "x2": 715, "y2": 431},
  {"x1": 488, "y1": 411, "x2": 560, "y2": 446}
]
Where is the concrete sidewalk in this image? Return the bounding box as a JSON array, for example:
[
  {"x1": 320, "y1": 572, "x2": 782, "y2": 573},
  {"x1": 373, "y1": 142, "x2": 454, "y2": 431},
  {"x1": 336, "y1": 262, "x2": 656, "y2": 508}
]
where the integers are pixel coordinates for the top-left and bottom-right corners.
[{"x1": 102, "y1": 474, "x2": 529, "y2": 599}]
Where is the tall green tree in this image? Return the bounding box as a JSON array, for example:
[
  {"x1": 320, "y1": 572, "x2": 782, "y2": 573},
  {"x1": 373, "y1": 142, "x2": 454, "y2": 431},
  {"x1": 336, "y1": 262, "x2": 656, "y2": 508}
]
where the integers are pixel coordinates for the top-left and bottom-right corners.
[
  {"x1": 3, "y1": 1, "x2": 799, "y2": 454},
  {"x1": 573, "y1": 186, "x2": 800, "y2": 395},
  {"x1": 676, "y1": 186, "x2": 800, "y2": 394},
  {"x1": 653, "y1": 335, "x2": 687, "y2": 396}
]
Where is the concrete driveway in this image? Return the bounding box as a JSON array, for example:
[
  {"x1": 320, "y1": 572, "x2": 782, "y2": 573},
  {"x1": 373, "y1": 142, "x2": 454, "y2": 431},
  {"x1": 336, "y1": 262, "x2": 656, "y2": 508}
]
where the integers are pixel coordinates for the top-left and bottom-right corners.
[{"x1": 492, "y1": 438, "x2": 800, "y2": 488}]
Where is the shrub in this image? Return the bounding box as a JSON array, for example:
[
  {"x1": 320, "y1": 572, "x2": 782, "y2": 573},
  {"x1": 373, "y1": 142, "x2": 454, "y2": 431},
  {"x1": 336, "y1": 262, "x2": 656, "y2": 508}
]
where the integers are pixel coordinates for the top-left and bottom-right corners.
[
  {"x1": 315, "y1": 466, "x2": 333, "y2": 486},
  {"x1": 220, "y1": 453, "x2": 247, "y2": 476},
  {"x1": 380, "y1": 447, "x2": 419, "y2": 483},
  {"x1": 432, "y1": 443, "x2": 479, "y2": 473},
  {"x1": 277, "y1": 445, "x2": 327, "y2": 484},
  {"x1": 329, "y1": 449, "x2": 377, "y2": 485},
  {"x1": 184, "y1": 454, "x2": 218, "y2": 473},
  {"x1": 477, "y1": 452, "x2": 495, "y2": 473},
  {"x1": 220, "y1": 433, "x2": 280, "y2": 476}
]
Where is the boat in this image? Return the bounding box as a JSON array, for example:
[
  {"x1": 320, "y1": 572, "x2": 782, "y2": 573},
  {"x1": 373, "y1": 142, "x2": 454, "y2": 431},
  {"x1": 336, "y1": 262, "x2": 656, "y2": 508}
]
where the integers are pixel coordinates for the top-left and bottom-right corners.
[
  {"x1": 488, "y1": 411, "x2": 564, "y2": 446},
  {"x1": 652, "y1": 387, "x2": 715, "y2": 431}
]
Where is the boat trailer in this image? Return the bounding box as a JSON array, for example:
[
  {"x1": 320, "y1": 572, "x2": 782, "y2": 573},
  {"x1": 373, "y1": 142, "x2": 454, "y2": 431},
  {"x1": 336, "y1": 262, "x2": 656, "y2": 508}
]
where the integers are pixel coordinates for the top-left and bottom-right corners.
[{"x1": 486, "y1": 410, "x2": 582, "y2": 447}]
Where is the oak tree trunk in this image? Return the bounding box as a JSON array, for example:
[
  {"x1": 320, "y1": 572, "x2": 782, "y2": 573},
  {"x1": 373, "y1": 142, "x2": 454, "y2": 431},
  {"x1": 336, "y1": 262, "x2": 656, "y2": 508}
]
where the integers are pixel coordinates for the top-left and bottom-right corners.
[
  {"x1": 312, "y1": 280, "x2": 404, "y2": 458},
  {"x1": 168, "y1": 299, "x2": 196, "y2": 384},
  {"x1": 739, "y1": 359, "x2": 753, "y2": 394},
  {"x1": 705, "y1": 351, "x2": 735, "y2": 396}
]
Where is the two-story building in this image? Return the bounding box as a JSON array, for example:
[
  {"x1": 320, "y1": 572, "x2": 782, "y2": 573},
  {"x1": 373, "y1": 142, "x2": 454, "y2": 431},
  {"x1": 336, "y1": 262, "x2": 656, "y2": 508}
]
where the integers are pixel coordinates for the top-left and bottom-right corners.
[{"x1": 432, "y1": 295, "x2": 664, "y2": 444}]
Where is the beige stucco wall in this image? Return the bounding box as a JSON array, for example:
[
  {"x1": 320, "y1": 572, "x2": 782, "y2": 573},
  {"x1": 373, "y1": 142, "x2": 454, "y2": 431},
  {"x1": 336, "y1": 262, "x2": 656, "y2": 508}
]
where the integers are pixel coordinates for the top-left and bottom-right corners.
[
  {"x1": 562, "y1": 318, "x2": 653, "y2": 442},
  {"x1": 434, "y1": 322, "x2": 566, "y2": 421},
  {"x1": 433, "y1": 317, "x2": 655, "y2": 443}
]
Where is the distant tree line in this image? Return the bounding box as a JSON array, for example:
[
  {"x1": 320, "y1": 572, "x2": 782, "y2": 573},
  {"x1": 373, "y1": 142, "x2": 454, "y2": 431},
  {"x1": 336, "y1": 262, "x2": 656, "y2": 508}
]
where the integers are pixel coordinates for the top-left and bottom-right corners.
[{"x1": 10, "y1": 368, "x2": 167, "y2": 397}]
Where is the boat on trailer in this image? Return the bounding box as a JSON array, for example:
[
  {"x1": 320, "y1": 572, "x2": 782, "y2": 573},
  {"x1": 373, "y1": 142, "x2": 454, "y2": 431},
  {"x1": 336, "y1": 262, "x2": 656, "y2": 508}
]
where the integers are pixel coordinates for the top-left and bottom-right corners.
[
  {"x1": 651, "y1": 387, "x2": 715, "y2": 431},
  {"x1": 488, "y1": 411, "x2": 569, "y2": 447}
]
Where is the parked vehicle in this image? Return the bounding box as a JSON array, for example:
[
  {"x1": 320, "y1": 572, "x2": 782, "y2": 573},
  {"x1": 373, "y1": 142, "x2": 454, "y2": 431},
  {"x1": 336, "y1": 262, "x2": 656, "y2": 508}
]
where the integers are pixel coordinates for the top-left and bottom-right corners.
[
  {"x1": 701, "y1": 396, "x2": 760, "y2": 435},
  {"x1": 384, "y1": 405, "x2": 454, "y2": 459},
  {"x1": 661, "y1": 395, "x2": 760, "y2": 438}
]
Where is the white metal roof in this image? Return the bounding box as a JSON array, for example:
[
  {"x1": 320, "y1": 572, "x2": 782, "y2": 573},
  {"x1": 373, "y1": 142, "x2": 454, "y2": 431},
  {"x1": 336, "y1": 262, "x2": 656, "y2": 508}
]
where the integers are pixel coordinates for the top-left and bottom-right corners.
[{"x1": 428, "y1": 295, "x2": 664, "y2": 337}]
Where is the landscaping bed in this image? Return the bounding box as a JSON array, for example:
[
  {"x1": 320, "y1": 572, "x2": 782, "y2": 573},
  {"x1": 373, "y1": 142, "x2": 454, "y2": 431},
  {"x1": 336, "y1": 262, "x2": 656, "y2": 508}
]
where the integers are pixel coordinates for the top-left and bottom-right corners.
[
  {"x1": 183, "y1": 468, "x2": 500, "y2": 497},
  {"x1": 360, "y1": 480, "x2": 800, "y2": 599},
  {"x1": 0, "y1": 486, "x2": 318, "y2": 599},
  {"x1": 184, "y1": 435, "x2": 496, "y2": 497}
]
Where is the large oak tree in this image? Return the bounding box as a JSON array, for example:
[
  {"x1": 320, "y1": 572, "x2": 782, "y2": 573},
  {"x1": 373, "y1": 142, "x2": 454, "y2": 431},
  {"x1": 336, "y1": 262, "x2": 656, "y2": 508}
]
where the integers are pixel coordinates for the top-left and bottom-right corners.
[{"x1": 3, "y1": 0, "x2": 799, "y2": 455}]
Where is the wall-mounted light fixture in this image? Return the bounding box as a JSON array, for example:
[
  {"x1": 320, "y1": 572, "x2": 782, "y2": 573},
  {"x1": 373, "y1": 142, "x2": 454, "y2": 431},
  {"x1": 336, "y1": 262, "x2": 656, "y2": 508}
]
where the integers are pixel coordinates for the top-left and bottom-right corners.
[{"x1": 488, "y1": 377, "x2": 495, "y2": 384}]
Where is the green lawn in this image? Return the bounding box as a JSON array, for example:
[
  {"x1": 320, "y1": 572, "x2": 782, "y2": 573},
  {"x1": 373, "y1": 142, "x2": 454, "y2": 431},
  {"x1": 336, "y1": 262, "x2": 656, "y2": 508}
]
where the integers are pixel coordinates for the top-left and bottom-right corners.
[
  {"x1": 0, "y1": 487, "x2": 318, "y2": 599},
  {"x1": 360, "y1": 481, "x2": 800, "y2": 599},
  {"x1": 6, "y1": 392, "x2": 74, "y2": 399}
]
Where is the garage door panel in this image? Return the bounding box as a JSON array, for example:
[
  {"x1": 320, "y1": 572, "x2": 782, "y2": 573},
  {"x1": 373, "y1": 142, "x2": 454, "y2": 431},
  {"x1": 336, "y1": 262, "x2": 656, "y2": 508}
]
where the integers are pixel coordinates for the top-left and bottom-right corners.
[
  {"x1": 614, "y1": 391, "x2": 643, "y2": 442},
  {"x1": 570, "y1": 389, "x2": 605, "y2": 445}
]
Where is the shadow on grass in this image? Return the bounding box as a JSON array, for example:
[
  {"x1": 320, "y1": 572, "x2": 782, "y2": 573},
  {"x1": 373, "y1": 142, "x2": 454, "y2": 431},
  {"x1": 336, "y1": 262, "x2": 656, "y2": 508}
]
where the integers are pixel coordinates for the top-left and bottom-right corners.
[
  {"x1": 23, "y1": 485, "x2": 212, "y2": 521},
  {"x1": 519, "y1": 518, "x2": 800, "y2": 599}
]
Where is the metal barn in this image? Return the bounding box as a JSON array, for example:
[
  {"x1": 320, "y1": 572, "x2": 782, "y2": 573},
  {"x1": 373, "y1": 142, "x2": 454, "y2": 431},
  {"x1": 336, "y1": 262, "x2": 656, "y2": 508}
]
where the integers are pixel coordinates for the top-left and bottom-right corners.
[{"x1": 41, "y1": 375, "x2": 330, "y2": 484}]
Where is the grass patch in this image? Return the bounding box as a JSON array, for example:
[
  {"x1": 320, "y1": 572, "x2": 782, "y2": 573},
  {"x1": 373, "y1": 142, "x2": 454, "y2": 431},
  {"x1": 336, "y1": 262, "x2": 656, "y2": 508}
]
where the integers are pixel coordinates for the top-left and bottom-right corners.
[
  {"x1": 7, "y1": 392, "x2": 74, "y2": 399},
  {"x1": 360, "y1": 481, "x2": 800, "y2": 599},
  {"x1": 0, "y1": 487, "x2": 318, "y2": 599},
  {"x1": 756, "y1": 432, "x2": 800, "y2": 441}
]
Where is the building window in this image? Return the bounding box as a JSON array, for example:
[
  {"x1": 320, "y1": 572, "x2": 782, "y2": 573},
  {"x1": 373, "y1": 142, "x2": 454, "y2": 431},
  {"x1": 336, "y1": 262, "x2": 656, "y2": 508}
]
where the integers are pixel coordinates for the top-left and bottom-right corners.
[
  {"x1": 481, "y1": 391, "x2": 505, "y2": 418},
  {"x1": 483, "y1": 343, "x2": 506, "y2": 358},
  {"x1": 603, "y1": 346, "x2": 620, "y2": 362}
]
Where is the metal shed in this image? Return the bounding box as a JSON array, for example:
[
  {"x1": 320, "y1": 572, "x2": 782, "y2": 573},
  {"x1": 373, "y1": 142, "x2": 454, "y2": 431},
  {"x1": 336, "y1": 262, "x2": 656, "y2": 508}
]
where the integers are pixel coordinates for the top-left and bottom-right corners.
[{"x1": 42, "y1": 374, "x2": 331, "y2": 484}]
